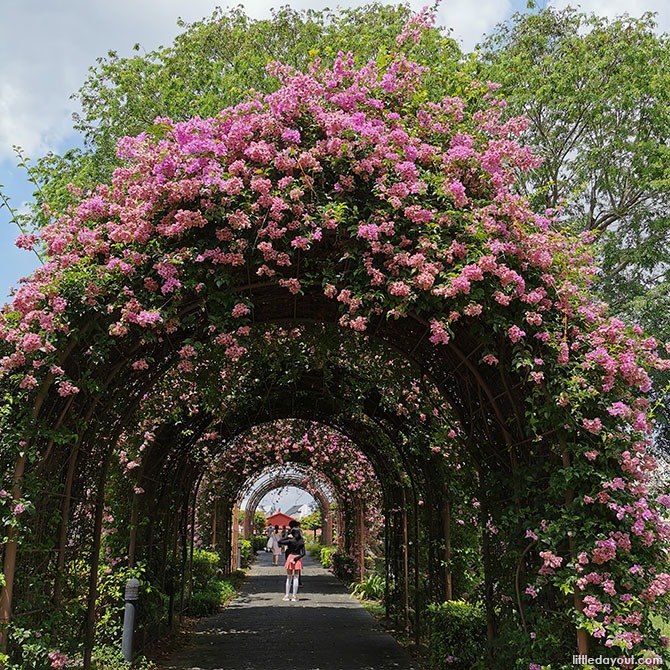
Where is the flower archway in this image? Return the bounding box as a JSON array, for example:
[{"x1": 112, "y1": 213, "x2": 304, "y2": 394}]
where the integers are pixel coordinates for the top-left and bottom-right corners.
[
  {"x1": 236, "y1": 464, "x2": 335, "y2": 543},
  {"x1": 195, "y1": 419, "x2": 383, "y2": 575},
  {"x1": 0, "y1": 45, "x2": 669, "y2": 667}
]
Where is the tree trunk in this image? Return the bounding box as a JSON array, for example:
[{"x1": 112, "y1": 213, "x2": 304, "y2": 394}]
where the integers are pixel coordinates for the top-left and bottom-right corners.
[
  {"x1": 561, "y1": 438, "x2": 589, "y2": 656},
  {"x1": 82, "y1": 455, "x2": 111, "y2": 670},
  {"x1": 0, "y1": 453, "x2": 27, "y2": 651},
  {"x1": 443, "y1": 484, "x2": 452, "y2": 600}
]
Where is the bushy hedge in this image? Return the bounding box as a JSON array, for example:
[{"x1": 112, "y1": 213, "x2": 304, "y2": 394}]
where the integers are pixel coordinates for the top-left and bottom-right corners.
[
  {"x1": 331, "y1": 552, "x2": 357, "y2": 583},
  {"x1": 318, "y1": 545, "x2": 336, "y2": 568},
  {"x1": 239, "y1": 539, "x2": 253, "y2": 568},
  {"x1": 188, "y1": 549, "x2": 238, "y2": 616},
  {"x1": 252, "y1": 535, "x2": 267, "y2": 552},
  {"x1": 350, "y1": 573, "x2": 385, "y2": 601},
  {"x1": 188, "y1": 579, "x2": 238, "y2": 616},
  {"x1": 191, "y1": 549, "x2": 220, "y2": 591},
  {"x1": 309, "y1": 546, "x2": 358, "y2": 584},
  {"x1": 426, "y1": 600, "x2": 487, "y2": 669}
]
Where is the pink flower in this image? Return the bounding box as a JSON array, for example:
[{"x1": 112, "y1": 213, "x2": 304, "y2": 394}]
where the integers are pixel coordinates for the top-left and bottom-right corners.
[
  {"x1": 389, "y1": 281, "x2": 411, "y2": 297},
  {"x1": 19, "y1": 375, "x2": 39, "y2": 390},
  {"x1": 607, "y1": 401, "x2": 631, "y2": 418},
  {"x1": 582, "y1": 595, "x2": 603, "y2": 618},
  {"x1": 134, "y1": 310, "x2": 162, "y2": 327},
  {"x1": 281, "y1": 128, "x2": 301, "y2": 143},
  {"x1": 15, "y1": 233, "x2": 38, "y2": 250},
  {"x1": 48, "y1": 651, "x2": 69, "y2": 669},
  {"x1": 524, "y1": 311, "x2": 543, "y2": 326},
  {"x1": 641, "y1": 573, "x2": 670, "y2": 602},
  {"x1": 57, "y1": 381, "x2": 80, "y2": 397},
  {"x1": 538, "y1": 550, "x2": 563, "y2": 575},
  {"x1": 592, "y1": 538, "x2": 616, "y2": 564},
  {"x1": 582, "y1": 418, "x2": 602, "y2": 434},
  {"x1": 231, "y1": 303, "x2": 250, "y2": 318},
  {"x1": 278, "y1": 278, "x2": 302, "y2": 295},
  {"x1": 508, "y1": 325, "x2": 526, "y2": 343},
  {"x1": 463, "y1": 303, "x2": 483, "y2": 317},
  {"x1": 21, "y1": 333, "x2": 42, "y2": 352},
  {"x1": 446, "y1": 179, "x2": 468, "y2": 207},
  {"x1": 429, "y1": 319, "x2": 450, "y2": 345},
  {"x1": 349, "y1": 316, "x2": 368, "y2": 332}
]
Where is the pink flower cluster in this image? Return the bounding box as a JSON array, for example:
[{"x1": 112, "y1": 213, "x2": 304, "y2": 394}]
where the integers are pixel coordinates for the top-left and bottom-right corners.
[{"x1": 0, "y1": 37, "x2": 668, "y2": 661}]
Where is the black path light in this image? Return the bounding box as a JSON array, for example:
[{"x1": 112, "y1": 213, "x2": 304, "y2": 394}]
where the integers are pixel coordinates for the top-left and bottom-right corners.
[{"x1": 121, "y1": 577, "x2": 141, "y2": 661}]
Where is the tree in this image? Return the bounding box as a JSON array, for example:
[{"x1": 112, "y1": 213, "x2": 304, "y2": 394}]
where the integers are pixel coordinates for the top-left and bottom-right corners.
[
  {"x1": 13, "y1": 3, "x2": 459, "y2": 234},
  {"x1": 13, "y1": 6, "x2": 670, "y2": 347},
  {"x1": 236, "y1": 509, "x2": 267, "y2": 534},
  {"x1": 476, "y1": 8, "x2": 670, "y2": 339},
  {"x1": 1, "y1": 28, "x2": 669, "y2": 664},
  {"x1": 253, "y1": 510, "x2": 267, "y2": 534},
  {"x1": 300, "y1": 509, "x2": 323, "y2": 542},
  {"x1": 476, "y1": 8, "x2": 670, "y2": 453}
]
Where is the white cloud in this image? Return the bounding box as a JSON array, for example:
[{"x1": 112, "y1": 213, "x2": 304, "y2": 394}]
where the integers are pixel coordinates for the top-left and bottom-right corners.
[
  {"x1": 0, "y1": 0, "x2": 226, "y2": 158},
  {"x1": 0, "y1": 0, "x2": 517, "y2": 162},
  {"x1": 549, "y1": 0, "x2": 669, "y2": 32},
  {"x1": 0, "y1": 0, "x2": 666, "y2": 164},
  {"x1": 436, "y1": 0, "x2": 513, "y2": 49}
]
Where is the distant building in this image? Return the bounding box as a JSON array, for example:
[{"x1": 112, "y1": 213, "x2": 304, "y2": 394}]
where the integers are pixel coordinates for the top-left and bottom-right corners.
[
  {"x1": 284, "y1": 503, "x2": 316, "y2": 519},
  {"x1": 266, "y1": 511, "x2": 296, "y2": 529}
]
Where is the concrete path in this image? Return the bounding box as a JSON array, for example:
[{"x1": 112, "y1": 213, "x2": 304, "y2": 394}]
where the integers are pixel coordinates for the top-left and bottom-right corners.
[{"x1": 158, "y1": 550, "x2": 420, "y2": 670}]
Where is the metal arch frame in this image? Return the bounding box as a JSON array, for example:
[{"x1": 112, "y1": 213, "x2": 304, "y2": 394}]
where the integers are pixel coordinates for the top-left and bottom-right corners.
[{"x1": 237, "y1": 463, "x2": 335, "y2": 545}]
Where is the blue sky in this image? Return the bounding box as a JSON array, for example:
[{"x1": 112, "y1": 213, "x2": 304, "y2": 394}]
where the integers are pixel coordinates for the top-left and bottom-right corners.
[{"x1": 1, "y1": 0, "x2": 668, "y2": 304}]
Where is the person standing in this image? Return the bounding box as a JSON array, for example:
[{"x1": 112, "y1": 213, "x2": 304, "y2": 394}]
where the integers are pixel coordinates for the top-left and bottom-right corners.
[
  {"x1": 278, "y1": 528, "x2": 305, "y2": 602},
  {"x1": 264, "y1": 522, "x2": 274, "y2": 552},
  {"x1": 289, "y1": 520, "x2": 304, "y2": 587},
  {"x1": 269, "y1": 525, "x2": 282, "y2": 566}
]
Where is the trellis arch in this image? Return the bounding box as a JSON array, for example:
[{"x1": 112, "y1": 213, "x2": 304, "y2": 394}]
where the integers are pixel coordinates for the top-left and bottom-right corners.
[
  {"x1": 0, "y1": 46, "x2": 669, "y2": 669},
  {"x1": 238, "y1": 465, "x2": 335, "y2": 543}
]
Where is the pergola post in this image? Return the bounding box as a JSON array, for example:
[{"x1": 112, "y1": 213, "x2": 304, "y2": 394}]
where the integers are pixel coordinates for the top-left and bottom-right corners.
[
  {"x1": 243, "y1": 509, "x2": 253, "y2": 539},
  {"x1": 322, "y1": 506, "x2": 333, "y2": 545},
  {"x1": 0, "y1": 453, "x2": 27, "y2": 652},
  {"x1": 443, "y1": 485, "x2": 452, "y2": 600}
]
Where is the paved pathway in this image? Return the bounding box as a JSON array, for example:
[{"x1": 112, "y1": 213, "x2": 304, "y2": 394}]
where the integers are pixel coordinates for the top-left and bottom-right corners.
[{"x1": 158, "y1": 550, "x2": 420, "y2": 670}]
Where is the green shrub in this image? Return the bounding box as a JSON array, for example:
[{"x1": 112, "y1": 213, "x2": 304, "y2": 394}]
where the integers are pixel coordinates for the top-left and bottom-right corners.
[
  {"x1": 305, "y1": 541, "x2": 322, "y2": 558},
  {"x1": 426, "y1": 600, "x2": 487, "y2": 669},
  {"x1": 4, "y1": 624, "x2": 53, "y2": 670},
  {"x1": 239, "y1": 539, "x2": 252, "y2": 568},
  {"x1": 92, "y1": 643, "x2": 155, "y2": 669},
  {"x1": 188, "y1": 578, "x2": 239, "y2": 616},
  {"x1": 319, "y1": 545, "x2": 336, "y2": 568},
  {"x1": 95, "y1": 562, "x2": 168, "y2": 646},
  {"x1": 252, "y1": 535, "x2": 267, "y2": 552},
  {"x1": 191, "y1": 549, "x2": 220, "y2": 591},
  {"x1": 350, "y1": 573, "x2": 385, "y2": 601},
  {"x1": 331, "y1": 552, "x2": 357, "y2": 583}
]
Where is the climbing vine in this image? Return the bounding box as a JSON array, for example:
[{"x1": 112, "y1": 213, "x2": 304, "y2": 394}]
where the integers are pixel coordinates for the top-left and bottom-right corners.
[{"x1": 0, "y1": 18, "x2": 668, "y2": 668}]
